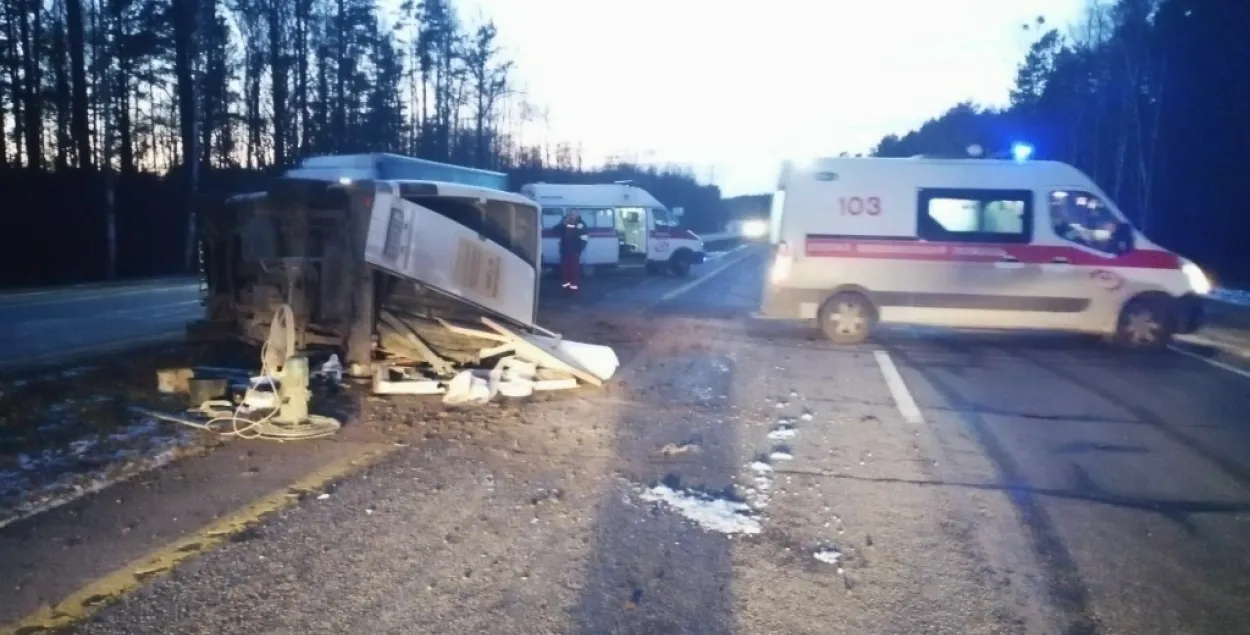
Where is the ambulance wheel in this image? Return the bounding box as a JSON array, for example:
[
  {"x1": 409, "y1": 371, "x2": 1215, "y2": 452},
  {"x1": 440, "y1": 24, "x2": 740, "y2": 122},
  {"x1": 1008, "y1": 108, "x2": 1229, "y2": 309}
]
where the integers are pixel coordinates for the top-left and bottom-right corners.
[
  {"x1": 818, "y1": 292, "x2": 876, "y2": 344},
  {"x1": 1113, "y1": 297, "x2": 1173, "y2": 350},
  {"x1": 669, "y1": 251, "x2": 693, "y2": 278}
]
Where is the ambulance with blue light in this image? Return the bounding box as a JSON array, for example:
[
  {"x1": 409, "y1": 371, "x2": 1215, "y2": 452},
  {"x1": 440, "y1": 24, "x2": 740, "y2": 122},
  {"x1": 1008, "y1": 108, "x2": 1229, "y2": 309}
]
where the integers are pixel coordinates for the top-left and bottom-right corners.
[{"x1": 758, "y1": 152, "x2": 1210, "y2": 348}]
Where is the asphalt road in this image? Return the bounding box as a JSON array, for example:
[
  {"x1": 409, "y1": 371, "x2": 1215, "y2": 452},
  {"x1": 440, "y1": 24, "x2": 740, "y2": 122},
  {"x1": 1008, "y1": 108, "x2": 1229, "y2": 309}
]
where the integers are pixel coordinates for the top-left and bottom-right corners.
[
  {"x1": 0, "y1": 280, "x2": 202, "y2": 372},
  {"x1": 4, "y1": 251, "x2": 1250, "y2": 634}
]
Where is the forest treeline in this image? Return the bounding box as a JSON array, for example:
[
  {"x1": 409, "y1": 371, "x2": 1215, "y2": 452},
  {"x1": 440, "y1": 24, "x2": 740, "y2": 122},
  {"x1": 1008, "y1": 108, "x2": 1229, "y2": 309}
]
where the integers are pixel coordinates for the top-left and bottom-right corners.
[
  {"x1": 873, "y1": 0, "x2": 1250, "y2": 286},
  {"x1": 0, "y1": 0, "x2": 723, "y2": 288}
]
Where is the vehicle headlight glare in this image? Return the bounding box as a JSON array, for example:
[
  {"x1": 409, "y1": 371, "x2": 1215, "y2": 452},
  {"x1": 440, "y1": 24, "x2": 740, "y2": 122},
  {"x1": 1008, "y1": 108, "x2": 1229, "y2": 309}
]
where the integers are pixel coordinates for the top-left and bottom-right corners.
[{"x1": 1182, "y1": 259, "x2": 1211, "y2": 295}]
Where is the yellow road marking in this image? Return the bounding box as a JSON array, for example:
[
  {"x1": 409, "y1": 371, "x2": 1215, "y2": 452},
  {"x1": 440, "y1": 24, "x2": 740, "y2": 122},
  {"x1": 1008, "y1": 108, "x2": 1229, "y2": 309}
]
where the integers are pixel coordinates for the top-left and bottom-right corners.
[{"x1": 1, "y1": 444, "x2": 397, "y2": 635}]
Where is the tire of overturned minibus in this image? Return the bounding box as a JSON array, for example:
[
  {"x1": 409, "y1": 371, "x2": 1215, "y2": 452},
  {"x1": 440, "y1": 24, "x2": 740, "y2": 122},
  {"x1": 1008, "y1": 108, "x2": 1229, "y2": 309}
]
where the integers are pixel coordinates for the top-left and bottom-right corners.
[{"x1": 818, "y1": 291, "x2": 877, "y2": 345}]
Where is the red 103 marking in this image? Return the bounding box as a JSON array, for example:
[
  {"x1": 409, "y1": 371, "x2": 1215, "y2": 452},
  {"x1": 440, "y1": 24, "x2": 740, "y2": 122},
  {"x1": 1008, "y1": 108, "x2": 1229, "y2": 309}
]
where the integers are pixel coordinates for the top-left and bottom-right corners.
[{"x1": 840, "y1": 196, "x2": 882, "y2": 216}]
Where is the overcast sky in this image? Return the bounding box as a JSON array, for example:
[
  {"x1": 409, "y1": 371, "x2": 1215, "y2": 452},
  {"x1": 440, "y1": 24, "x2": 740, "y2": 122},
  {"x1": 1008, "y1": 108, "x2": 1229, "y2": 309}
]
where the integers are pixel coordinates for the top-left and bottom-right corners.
[{"x1": 458, "y1": 0, "x2": 1088, "y2": 196}]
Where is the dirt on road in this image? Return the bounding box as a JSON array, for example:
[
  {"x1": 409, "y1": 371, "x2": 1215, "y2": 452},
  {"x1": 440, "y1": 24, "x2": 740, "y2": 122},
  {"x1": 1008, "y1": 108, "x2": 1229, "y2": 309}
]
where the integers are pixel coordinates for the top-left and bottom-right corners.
[{"x1": 4, "y1": 251, "x2": 1250, "y2": 635}]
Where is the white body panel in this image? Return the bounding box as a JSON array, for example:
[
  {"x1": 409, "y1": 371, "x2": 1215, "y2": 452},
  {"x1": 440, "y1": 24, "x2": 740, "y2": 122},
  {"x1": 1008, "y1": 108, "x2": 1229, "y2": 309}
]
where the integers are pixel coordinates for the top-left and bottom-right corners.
[
  {"x1": 364, "y1": 181, "x2": 539, "y2": 328},
  {"x1": 762, "y1": 157, "x2": 1206, "y2": 336}
]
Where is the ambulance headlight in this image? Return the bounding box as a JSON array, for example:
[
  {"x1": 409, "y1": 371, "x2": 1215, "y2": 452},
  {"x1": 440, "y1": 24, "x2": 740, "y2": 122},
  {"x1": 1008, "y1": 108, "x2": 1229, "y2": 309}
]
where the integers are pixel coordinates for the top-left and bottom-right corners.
[
  {"x1": 741, "y1": 219, "x2": 767, "y2": 239},
  {"x1": 1181, "y1": 258, "x2": 1212, "y2": 295}
]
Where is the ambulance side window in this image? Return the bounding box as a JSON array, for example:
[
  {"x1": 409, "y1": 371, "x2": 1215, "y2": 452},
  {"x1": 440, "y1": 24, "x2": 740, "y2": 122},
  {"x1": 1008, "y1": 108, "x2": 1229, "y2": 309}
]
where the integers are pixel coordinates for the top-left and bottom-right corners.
[
  {"x1": 917, "y1": 188, "x2": 1032, "y2": 244},
  {"x1": 1049, "y1": 191, "x2": 1119, "y2": 255},
  {"x1": 592, "y1": 209, "x2": 614, "y2": 229}
]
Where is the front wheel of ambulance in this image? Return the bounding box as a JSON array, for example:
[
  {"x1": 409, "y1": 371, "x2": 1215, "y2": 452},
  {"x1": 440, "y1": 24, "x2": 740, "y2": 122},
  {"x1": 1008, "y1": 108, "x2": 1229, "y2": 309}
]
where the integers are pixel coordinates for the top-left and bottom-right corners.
[
  {"x1": 818, "y1": 292, "x2": 876, "y2": 345},
  {"x1": 669, "y1": 251, "x2": 693, "y2": 278},
  {"x1": 1113, "y1": 297, "x2": 1174, "y2": 350}
]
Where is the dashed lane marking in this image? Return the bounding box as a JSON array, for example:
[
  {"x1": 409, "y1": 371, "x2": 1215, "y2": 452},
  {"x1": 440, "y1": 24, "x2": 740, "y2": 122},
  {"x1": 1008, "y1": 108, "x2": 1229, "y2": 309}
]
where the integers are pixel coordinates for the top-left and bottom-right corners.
[
  {"x1": 873, "y1": 350, "x2": 925, "y2": 425},
  {"x1": 1168, "y1": 343, "x2": 1250, "y2": 381},
  {"x1": 649, "y1": 247, "x2": 760, "y2": 308}
]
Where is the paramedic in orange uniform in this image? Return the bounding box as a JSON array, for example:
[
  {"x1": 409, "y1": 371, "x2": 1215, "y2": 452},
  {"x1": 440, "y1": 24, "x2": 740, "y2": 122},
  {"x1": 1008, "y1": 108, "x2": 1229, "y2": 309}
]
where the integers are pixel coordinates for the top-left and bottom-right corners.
[{"x1": 559, "y1": 210, "x2": 589, "y2": 293}]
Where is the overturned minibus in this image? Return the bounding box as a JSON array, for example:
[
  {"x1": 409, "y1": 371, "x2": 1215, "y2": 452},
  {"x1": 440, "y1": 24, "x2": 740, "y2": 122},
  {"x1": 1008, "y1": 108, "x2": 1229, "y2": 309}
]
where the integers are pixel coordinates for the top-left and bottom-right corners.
[{"x1": 195, "y1": 154, "x2": 612, "y2": 387}]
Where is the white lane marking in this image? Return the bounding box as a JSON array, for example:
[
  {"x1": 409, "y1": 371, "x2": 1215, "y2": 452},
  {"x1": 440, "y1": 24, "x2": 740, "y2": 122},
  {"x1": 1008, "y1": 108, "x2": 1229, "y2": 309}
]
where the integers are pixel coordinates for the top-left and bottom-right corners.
[
  {"x1": 0, "y1": 283, "x2": 200, "y2": 308},
  {"x1": 1168, "y1": 344, "x2": 1250, "y2": 381},
  {"x1": 649, "y1": 248, "x2": 757, "y2": 307},
  {"x1": 873, "y1": 350, "x2": 925, "y2": 424}
]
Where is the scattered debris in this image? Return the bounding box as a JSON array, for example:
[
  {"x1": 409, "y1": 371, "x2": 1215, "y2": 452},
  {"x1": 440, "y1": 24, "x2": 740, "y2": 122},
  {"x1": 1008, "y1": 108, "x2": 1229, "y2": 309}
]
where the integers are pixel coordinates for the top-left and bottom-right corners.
[
  {"x1": 749, "y1": 461, "x2": 774, "y2": 474},
  {"x1": 769, "y1": 451, "x2": 794, "y2": 462},
  {"x1": 636, "y1": 483, "x2": 762, "y2": 535},
  {"x1": 767, "y1": 427, "x2": 797, "y2": 441},
  {"x1": 316, "y1": 493, "x2": 331, "y2": 501},
  {"x1": 799, "y1": 412, "x2": 813, "y2": 422},
  {"x1": 814, "y1": 548, "x2": 842, "y2": 565},
  {"x1": 316, "y1": 354, "x2": 344, "y2": 383},
  {"x1": 658, "y1": 442, "x2": 702, "y2": 457}
]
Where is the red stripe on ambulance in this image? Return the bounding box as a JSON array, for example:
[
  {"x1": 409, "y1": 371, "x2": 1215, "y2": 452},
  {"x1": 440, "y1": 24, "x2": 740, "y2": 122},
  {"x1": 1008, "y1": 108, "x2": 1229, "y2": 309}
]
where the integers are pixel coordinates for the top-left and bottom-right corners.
[
  {"x1": 542, "y1": 228, "x2": 617, "y2": 239},
  {"x1": 803, "y1": 237, "x2": 1180, "y2": 270},
  {"x1": 650, "y1": 229, "x2": 699, "y2": 240}
]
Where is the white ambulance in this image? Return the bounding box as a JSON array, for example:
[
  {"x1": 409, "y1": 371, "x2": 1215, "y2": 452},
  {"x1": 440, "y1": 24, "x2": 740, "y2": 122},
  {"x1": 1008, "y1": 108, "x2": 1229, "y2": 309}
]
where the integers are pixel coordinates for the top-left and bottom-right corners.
[
  {"x1": 519, "y1": 182, "x2": 707, "y2": 277},
  {"x1": 759, "y1": 156, "x2": 1210, "y2": 348}
]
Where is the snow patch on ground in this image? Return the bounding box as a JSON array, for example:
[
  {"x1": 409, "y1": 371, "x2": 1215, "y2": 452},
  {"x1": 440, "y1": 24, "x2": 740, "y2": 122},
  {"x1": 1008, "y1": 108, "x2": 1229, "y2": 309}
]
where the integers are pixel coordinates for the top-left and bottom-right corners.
[
  {"x1": 0, "y1": 414, "x2": 201, "y2": 529},
  {"x1": 749, "y1": 461, "x2": 774, "y2": 474},
  {"x1": 637, "y1": 484, "x2": 762, "y2": 535}
]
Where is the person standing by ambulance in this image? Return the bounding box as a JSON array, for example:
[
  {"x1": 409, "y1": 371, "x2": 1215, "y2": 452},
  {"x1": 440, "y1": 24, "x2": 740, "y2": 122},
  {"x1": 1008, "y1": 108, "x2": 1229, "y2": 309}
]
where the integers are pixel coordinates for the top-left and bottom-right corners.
[{"x1": 558, "y1": 210, "x2": 589, "y2": 293}]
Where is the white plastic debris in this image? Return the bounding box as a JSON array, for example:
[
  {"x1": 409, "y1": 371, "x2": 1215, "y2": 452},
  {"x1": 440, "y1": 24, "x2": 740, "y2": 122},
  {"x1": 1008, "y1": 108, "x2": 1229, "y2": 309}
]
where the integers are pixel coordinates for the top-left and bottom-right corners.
[
  {"x1": 749, "y1": 461, "x2": 774, "y2": 474},
  {"x1": 800, "y1": 412, "x2": 813, "y2": 422},
  {"x1": 533, "y1": 377, "x2": 579, "y2": 391},
  {"x1": 318, "y1": 354, "x2": 344, "y2": 383},
  {"x1": 240, "y1": 390, "x2": 278, "y2": 411},
  {"x1": 769, "y1": 451, "x2": 794, "y2": 462},
  {"x1": 638, "y1": 484, "x2": 761, "y2": 535},
  {"x1": 814, "y1": 548, "x2": 841, "y2": 565},
  {"x1": 767, "y1": 428, "x2": 797, "y2": 440},
  {"x1": 443, "y1": 371, "x2": 495, "y2": 405},
  {"x1": 554, "y1": 340, "x2": 619, "y2": 382}
]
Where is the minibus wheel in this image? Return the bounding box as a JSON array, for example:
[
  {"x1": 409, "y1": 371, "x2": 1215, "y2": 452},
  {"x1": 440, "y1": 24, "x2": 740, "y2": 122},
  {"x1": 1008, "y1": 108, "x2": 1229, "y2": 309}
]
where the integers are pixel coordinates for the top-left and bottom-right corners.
[
  {"x1": 818, "y1": 292, "x2": 876, "y2": 344},
  {"x1": 1113, "y1": 297, "x2": 1174, "y2": 350}
]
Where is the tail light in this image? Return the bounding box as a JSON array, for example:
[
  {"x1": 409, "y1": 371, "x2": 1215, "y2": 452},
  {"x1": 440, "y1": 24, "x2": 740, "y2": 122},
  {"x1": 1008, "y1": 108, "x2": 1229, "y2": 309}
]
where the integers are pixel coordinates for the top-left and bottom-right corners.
[{"x1": 770, "y1": 241, "x2": 793, "y2": 284}]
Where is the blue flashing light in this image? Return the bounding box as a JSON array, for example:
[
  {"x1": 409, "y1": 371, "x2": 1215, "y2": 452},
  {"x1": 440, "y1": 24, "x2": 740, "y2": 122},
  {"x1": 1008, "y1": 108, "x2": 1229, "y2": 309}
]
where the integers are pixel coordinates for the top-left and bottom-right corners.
[{"x1": 1011, "y1": 143, "x2": 1034, "y2": 162}]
